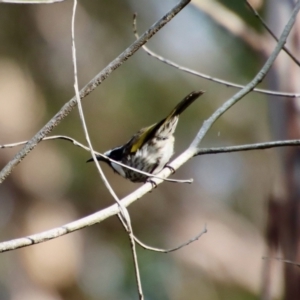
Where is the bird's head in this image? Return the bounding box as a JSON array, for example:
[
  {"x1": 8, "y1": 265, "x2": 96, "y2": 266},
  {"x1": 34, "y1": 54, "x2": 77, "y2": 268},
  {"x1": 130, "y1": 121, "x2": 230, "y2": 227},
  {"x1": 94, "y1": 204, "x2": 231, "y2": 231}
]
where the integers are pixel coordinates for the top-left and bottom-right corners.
[
  {"x1": 86, "y1": 146, "x2": 123, "y2": 163},
  {"x1": 86, "y1": 146, "x2": 126, "y2": 177}
]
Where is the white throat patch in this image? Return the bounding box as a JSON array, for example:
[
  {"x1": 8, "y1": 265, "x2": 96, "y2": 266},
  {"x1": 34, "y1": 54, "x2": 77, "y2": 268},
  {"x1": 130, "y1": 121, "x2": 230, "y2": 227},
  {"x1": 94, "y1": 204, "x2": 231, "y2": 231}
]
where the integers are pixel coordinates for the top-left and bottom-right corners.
[{"x1": 111, "y1": 161, "x2": 126, "y2": 178}]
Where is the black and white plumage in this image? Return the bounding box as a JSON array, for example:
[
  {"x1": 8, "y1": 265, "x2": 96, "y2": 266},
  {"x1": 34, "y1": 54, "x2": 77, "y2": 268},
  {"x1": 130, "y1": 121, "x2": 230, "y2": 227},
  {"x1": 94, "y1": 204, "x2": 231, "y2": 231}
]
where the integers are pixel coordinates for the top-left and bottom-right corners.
[{"x1": 87, "y1": 91, "x2": 204, "y2": 182}]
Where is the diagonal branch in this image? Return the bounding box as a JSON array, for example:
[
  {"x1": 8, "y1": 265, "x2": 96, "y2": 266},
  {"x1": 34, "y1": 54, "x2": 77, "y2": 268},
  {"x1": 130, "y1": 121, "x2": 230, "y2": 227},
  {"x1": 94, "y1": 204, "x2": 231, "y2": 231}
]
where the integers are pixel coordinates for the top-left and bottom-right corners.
[{"x1": 0, "y1": 0, "x2": 191, "y2": 184}]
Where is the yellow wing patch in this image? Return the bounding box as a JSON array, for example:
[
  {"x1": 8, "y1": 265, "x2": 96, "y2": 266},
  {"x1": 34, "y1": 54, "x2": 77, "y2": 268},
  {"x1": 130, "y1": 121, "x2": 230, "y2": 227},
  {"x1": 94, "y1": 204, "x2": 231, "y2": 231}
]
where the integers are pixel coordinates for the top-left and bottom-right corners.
[{"x1": 130, "y1": 123, "x2": 156, "y2": 153}]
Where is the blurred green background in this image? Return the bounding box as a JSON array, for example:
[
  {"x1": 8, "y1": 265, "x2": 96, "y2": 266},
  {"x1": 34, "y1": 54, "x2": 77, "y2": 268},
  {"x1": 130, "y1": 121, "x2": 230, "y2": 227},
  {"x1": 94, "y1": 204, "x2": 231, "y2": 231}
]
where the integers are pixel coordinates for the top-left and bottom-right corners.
[{"x1": 0, "y1": 0, "x2": 286, "y2": 299}]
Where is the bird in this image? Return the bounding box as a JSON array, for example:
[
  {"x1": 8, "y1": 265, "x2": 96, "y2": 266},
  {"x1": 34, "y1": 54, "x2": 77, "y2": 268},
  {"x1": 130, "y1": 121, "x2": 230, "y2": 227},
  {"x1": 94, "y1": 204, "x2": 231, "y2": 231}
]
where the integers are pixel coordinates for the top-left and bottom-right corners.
[{"x1": 87, "y1": 91, "x2": 204, "y2": 183}]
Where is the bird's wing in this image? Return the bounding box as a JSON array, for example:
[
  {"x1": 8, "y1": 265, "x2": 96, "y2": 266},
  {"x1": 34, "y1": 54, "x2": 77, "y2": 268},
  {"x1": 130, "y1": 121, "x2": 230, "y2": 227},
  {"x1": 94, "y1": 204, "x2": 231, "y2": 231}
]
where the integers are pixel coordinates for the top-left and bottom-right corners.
[{"x1": 129, "y1": 120, "x2": 165, "y2": 153}]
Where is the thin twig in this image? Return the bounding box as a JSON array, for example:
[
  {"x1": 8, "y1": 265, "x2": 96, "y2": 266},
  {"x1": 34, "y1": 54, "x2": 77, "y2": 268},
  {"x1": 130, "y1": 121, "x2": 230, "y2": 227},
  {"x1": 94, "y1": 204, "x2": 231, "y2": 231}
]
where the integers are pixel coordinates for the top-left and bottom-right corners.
[
  {"x1": 245, "y1": 0, "x2": 300, "y2": 67},
  {"x1": 0, "y1": 136, "x2": 192, "y2": 183},
  {"x1": 3, "y1": 136, "x2": 300, "y2": 175},
  {"x1": 134, "y1": 225, "x2": 207, "y2": 253},
  {"x1": 2, "y1": 136, "x2": 300, "y2": 156},
  {"x1": 116, "y1": 214, "x2": 145, "y2": 299},
  {"x1": 71, "y1": 3, "x2": 144, "y2": 299},
  {"x1": 195, "y1": 140, "x2": 300, "y2": 156},
  {"x1": 0, "y1": 0, "x2": 191, "y2": 184},
  {"x1": 262, "y1": 256, "x2": 300, "y2": 267},
  {"x1": 87, "y1": 153, "x2": 193, "y2": 184},
  {"x1": 71, "y1": 0, "x2": 125, "y2": 215},
  {"x1": 133, "y1": 14, "x2": 300, "y2": 98}
]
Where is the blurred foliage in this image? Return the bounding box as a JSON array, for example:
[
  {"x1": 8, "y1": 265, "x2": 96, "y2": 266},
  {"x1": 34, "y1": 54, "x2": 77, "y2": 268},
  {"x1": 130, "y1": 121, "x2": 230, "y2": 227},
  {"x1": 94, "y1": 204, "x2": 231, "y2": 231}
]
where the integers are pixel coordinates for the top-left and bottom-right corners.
[{"x1": 217, "y1": 0, "x2": 265, "y2": 31}]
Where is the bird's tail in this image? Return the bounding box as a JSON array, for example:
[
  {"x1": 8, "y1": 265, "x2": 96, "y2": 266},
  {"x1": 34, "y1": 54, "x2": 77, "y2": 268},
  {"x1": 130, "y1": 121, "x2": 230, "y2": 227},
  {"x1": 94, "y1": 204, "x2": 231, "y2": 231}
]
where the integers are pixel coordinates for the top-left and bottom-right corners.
[
  {"x1": 167, "y1": 90, "x2": 204, "y2": 120},
  {"x1": 128, "y1": 91, "x2": 204, "y2": 153}
]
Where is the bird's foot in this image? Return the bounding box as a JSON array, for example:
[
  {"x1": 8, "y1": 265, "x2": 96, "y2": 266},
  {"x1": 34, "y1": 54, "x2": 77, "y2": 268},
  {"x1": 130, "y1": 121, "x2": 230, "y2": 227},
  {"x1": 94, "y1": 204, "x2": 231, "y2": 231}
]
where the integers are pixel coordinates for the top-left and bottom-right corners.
[
  {"x1": 164, "y1": 164, "x2": 175, "y2": 174},
  {"x1": 146, "y1": 178, "x2": 158, "y2": 189}
]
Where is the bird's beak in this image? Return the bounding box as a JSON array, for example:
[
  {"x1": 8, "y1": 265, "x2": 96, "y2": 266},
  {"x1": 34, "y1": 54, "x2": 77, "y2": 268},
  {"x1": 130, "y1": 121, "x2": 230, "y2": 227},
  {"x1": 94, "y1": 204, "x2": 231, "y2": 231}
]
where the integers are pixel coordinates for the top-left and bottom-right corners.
[{"x1": 86, "y1": 155, "x2": 107, "y2": 163}]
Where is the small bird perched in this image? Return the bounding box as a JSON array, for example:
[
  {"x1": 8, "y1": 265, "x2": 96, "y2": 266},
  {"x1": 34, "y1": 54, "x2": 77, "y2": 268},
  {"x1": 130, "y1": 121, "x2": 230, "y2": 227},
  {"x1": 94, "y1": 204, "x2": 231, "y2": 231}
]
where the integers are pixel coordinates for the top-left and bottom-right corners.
[{"x1": 87, "y1": 91, "x2": 204, "y2": 183}]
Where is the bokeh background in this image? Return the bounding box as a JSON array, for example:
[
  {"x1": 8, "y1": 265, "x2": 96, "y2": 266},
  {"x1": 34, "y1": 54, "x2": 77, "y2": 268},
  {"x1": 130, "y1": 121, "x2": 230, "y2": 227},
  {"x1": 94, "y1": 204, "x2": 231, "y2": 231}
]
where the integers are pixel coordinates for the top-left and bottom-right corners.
[{"x1": 0, "y1": 0, "x2": 298, "y2": 299}]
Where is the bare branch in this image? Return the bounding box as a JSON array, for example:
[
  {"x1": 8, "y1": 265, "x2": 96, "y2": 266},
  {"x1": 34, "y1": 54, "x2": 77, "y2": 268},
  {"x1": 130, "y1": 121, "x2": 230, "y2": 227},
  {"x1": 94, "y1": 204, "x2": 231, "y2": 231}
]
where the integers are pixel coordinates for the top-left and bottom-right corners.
[
  {"x1": 117, "y1": 215, "x2": 144, "y2": 299},
  {"x1": 0, "y1": 0, "x2": 191, "y2": 184},
  {"x1": 195, "y1": 140, "x2": 300, "y2": 156},
  {"x1": 133, "y1": 15, "x2": 300, "y2": 98},
  {"x1": 245, "y1": 0, "x2": 300, "y2": 67}
]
